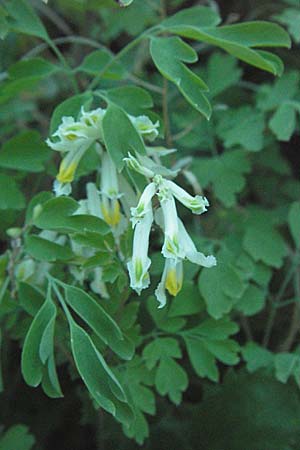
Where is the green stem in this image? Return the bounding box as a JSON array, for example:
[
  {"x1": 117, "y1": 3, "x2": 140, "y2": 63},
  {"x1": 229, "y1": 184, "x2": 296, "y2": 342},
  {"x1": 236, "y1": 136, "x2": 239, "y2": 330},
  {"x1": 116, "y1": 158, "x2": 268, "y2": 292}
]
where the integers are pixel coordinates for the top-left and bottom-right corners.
[
  {"x1": 46, "y1": 38, "x2": 79, "y2": 94},
  {"x1": 263, "y1": 252, "x2": 300, "y2": 347},
  {"x1": 87, "y1": 26, "x2": 161, "y2": 91}
]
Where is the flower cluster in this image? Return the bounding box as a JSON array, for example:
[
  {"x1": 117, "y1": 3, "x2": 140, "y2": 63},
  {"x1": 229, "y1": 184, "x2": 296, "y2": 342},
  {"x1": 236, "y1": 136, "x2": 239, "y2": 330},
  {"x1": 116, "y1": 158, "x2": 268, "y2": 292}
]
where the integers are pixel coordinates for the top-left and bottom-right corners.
[
  {"x1": 46, "y1": 107, "x2": 159, "y2": 196},
  {"x1": 124, "y1": 154, "x2": 216, "y2": 307},
  {"x1": 47, "y1": 106, "x2": 215, "y2": 307}
]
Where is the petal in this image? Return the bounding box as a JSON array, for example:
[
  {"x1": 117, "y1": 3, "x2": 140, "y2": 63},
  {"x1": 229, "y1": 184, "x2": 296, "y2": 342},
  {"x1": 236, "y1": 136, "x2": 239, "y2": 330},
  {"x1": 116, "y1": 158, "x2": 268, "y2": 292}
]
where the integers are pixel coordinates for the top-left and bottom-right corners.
[
  {"x1": 130, "y1": 182, "x2": 156, "y2": 227},
  {"x1": 123, "y1": 152, "x2": 155, "y2": 178},
  {"x1": 164, "y1": 179, "x2": 209, "y2": 215}
]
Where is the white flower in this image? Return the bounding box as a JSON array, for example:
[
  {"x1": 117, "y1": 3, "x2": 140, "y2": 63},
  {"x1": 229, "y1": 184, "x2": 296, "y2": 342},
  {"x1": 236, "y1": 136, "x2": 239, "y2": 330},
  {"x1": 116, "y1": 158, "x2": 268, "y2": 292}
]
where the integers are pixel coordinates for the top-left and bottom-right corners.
[
  {"x1": 46, "y1": 117, "x2": 90, "y2": 152},
  {"x1": 80, "y1": 107, "x2": 105, "y2": 141},
  {"x1": 101, "y1": 151, "x2": 120, "y2": 199},
  {"x1": 100, "y1": 152, "x2": 122, "y2": 227},
  {"x1": 128, "y1": 114, "x2": 159, "y2": 141},
  {"x1": 56, "y1": 141, "x2": 92, "y2": 183},
  {"x1": 53, "y1": 180, "x2": 72, "y2": 197},
  {"x1": 159, "y1": 192, "x2": 184, "y2": 260},
  {"x1": 123, "y1": 152, "x2": 155, "y2": 178},
  {"x1": 86, "y1": 182, "x2": 103, "y2": 219},
  {"x1": 178, "y1": 219, "x2": 216, "y2": 268},
  {"x1": 155, "y1": 258, "x2": 183, "y2": 308},
  {"x1": 130, "y1": 182, "x2": 157, "y2": 227},
  {"x1": 91, "y1": 267, "x2": 109, "y2": 299},
  {"x1": 163, "y1": 179, "x2": 209, "y2": 215},
  {"x1": 127, "y1": 208, "x2": 153, "y2": 295}
]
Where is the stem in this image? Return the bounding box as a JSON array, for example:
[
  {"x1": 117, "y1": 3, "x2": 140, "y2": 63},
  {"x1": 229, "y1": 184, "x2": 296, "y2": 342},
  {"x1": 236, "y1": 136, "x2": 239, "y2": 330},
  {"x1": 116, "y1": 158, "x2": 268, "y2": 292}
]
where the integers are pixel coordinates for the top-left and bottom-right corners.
[
  {"x1": 263, "y1": 252, "x2": 300, "y2": 347},
  {"x1": 279, "y1": 267, "x2": 300, "y2": 352},
  {"x1": 23, "y1": 36, "x2": 106, "y2": 59},
  {"x1": 162, "y1": 77, "x2": 173, "y2": 147},
  {"x1": 240, "y1": 314, "x2": 253, "y2": 341},
  {"x1": 46, "y1": 38, "x2": 79, "y2": 94},
  {"x1": 87, "y1": 26, "x2": 160, "y2": 91}
]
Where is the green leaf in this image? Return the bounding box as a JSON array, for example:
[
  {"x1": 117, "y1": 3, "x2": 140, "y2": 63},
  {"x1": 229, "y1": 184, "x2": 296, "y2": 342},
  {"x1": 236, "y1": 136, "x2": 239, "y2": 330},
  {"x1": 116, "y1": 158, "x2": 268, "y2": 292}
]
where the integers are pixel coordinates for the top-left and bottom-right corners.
[
  {"x1": 269, "y1": 103, "x2": 297, "y2": 141},
  {"x1": 257, "y1": 71, "x2": 299, "y2": 111},
  {"x1": 199, "y1": 251, "x2": 246, "y2": 319},
  {"x1": 195, "y1": 150, "x2": 251, "y2": 207},
  {"x1": 64, "y1": 285, "x2": 134, "y2": 360},
  {"x1": 235, "y1": 284, "x2": 266, "y2": 316},
  {"x1": 24, "y1": 235, "x2": 74, "y2": 262},
  {"x1": 0, "y1": 6, "x2": 9, "y2": 40},
  {"x1": 147, "y1": 296, "x2": 186, "y2": 333},
  {"x1": 166, "y1": 21, "x2": 290, "y2": 75},
  {"x1": 0, "y1": 173, "x2": 25, "y2": 210},
  {"x1": 150, "y1": 36, "x2": 211, "y2": 119},
  {"x1": 274, "y1": 353, "x2": 300, "y2": 383},
  {"x1": 78, "y1": 49, "x2": 126, "y2": 79},
  {"x1": 216, "y1": 106, "x2": 265, "y2": 151},
  {"x1": 69, "y1": 319, "x2": 128, "y2": 416},
  {"x1": 41, "y1": 354, "x2": 63, "y2": 399},
  {"x1": 288, "y1": 202, "x2": 300, "y2": 248},
  {"x1": 8, "y1": 57, "x2": 59, "y2": 79},
  {"x1": 155, "y1": 356, "x2": 188, "y2": 405},
  {"x1": 189, "y1": 317, "x2": 239, "y2": 340},
  {"x1": 21, "y1": 295, "x2": 56, "y2": 387},
  {"x1": 102, "y1": 103, "x2": 146, "y2": 169},
  {"x1": 50, "y1": 92, "x2": 93, "y2": 134},
  {"x1": 184, "y1": 337, "x2": 218, "y2": 381},
  {"x1": 18, "y1": 282, "x2": 44, "y2": 316},
  {"x1": 243, "y1": 223, "x2": 287, "y2": 268},
  {"x1": 0, "y1": 425, "x2": 35, "y2": 450},
  {"x1": 168, "y1": 281, "x2": 205, "y2": 317},
  {"x1": 161, "y1": 6, "x2": 221, "y2": 29},
  {"x1": 0, "y1": 131, "x2": 51, "y2": 172},
  {"x1": 143, "y1": 338, "x2": 187, "y2": 404},
  {"x1": 104, "y1": 86, "x2": 153, "y2": 115},
  {"x1": 0, "y1": 58, "x2": 61, "y2": 103},
  {"x1": 0, "y1": 329, "x2": 3, "y2": 392},
  {"x1": 274, "y1": 8, "x2": 300, "y2": 43},
  {"x1": 242, "y1": 341, "x2": 274, "y2": 372},
  {"x1": 3, "y1": 0, "x2": 48, "y2": 39},
  {"x1": 33, "y1": 197, "x2": 110, "y2": 234},
  {"x1": 206, "y1": 52, "x2": 243, "y2": 98},
  {"x1": 143, "y1": 338, "x2": 181, "y2": 370}
]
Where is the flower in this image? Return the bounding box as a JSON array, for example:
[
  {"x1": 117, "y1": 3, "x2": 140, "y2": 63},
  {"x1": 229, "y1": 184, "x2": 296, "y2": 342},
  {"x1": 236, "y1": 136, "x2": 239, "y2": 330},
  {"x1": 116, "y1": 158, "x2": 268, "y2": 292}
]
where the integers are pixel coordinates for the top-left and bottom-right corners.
[
  {"x1": 130, "y1": 182, "x2": 156, "y2": 227},
  {"x1": 123, "y1": 152, "x2": 155, "y2": 178},
  {"x1": 128, "y1": 115, "x2": 159, "y2": 141},
  {"x1": 46, "y1": 116, "x2": 90, "y2": 152},
  {"x1": 127, "y1": 208, "x2": 153, "y2": 294},
  {"x1": 162, "y1": 179, "x2": 209, "y2": 215},
  {"x1": 100, "y1": 152, "x2": 122, "y2": 227},
  {"x1": 155, "y1": 258, "x2": 183, "y2": 308},
  {"x1": 159, "y1": 193, "x2": 184, "y2": 260},
  {"x1": 80, "y1": 107, "x2": 105, "y2": 141}
]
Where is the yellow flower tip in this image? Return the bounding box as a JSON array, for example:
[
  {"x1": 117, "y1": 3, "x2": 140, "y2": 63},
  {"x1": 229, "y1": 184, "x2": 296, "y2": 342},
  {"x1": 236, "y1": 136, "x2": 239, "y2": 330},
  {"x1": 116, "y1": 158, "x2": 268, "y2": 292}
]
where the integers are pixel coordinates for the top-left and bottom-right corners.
[
  {"x1": 101, "y1": 199, "x2": 121, "y2": 227},
  {"x1": 165, "y1": 268, "x2": 182, "y2": 297},
  {"x1": 56, "y1": 161, "x2": 78, "y2": 183}
]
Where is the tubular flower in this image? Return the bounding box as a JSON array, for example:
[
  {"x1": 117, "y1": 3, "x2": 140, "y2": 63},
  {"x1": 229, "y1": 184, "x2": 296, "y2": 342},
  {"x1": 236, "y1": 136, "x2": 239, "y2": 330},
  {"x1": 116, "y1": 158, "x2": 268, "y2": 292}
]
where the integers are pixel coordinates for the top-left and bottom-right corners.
[
  {"x1": 86, "y1": 182, "x2": 103, "y2": 219},
  {"x1": 162, "y1": 179, "x2": 209, "y2": 215},
  {"x1": 125, "y1": 155, "x2": 216, "y2": 305},
  {"x1": 100, "y1": 152, "x2": 122, "y2": 228},
  {"x1": 155, "y1": 258, "x2": 183, "y2": 308},
  {"x1": 130, "y1": 182, "x2": 156, "y2": 227},
  {"x1": 123, "y1": 152, "x2": 155, "y2": 178},
  {"x1": 127, "y1": 208, "x2": 153, "y2": 294},
  {"x1": 159, "y1": 194, "x2": 184, "y2": 260}
]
